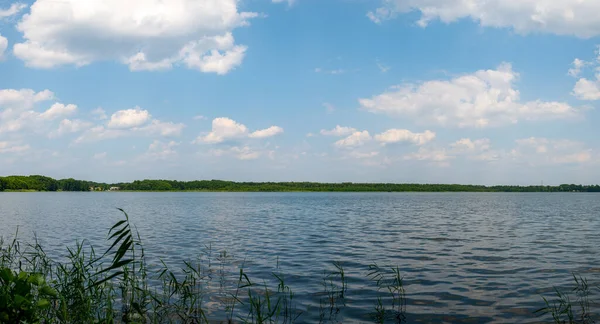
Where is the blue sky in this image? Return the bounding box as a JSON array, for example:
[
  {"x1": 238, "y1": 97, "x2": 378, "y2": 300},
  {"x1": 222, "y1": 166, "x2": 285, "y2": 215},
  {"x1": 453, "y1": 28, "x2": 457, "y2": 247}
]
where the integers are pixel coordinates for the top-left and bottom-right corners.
[{"x1": 1, "y1": 0, "x2": 600, "y2": 184}]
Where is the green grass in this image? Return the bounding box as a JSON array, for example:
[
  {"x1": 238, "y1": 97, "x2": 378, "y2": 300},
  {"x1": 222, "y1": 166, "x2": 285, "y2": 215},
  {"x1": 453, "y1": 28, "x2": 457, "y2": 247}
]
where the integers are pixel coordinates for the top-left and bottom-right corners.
[{"x1": 1, "y1": 209, "x2": 598, "y2": 323}]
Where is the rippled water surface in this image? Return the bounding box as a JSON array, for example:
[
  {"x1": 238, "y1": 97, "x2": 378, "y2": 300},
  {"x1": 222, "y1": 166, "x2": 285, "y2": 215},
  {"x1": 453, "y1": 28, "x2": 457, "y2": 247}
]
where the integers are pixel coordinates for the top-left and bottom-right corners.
[{"x1": 1, "y1": 192, "x2": 599, "y2": 323}]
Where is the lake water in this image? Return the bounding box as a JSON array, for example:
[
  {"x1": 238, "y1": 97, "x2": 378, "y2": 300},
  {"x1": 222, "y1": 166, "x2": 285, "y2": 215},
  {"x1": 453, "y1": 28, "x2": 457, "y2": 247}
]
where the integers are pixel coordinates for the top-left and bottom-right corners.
[{"x1": 0, "y1": 192, "x2": 599, "y2": 323}]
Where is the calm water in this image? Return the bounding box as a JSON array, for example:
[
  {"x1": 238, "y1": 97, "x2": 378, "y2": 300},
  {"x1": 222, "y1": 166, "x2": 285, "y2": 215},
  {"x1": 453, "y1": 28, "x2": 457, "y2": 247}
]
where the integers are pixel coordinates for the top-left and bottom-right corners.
[{"x1": 0, "y1": 192, "x2": 599, "y2": 323}]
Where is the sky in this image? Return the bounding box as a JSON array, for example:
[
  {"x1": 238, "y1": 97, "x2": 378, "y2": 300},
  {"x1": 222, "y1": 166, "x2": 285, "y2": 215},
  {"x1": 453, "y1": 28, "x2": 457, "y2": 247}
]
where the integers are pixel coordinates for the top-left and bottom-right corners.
[{"x1": 1, "y1": 0, "x2": 600, "y2": 185}]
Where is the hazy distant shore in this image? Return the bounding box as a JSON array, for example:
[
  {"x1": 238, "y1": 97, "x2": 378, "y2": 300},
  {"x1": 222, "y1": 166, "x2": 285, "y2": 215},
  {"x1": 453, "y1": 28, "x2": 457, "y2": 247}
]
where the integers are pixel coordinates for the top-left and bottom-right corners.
[{"x1": 2, "y1": 175, "x2": 600, "y2": 192}]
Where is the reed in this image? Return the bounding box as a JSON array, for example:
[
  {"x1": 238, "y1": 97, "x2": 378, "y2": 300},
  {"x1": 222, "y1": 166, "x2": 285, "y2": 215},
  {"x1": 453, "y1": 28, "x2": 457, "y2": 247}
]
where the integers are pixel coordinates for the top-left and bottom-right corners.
[{"x1": 536, "y1": 274, "x2": 599, "y2": 324}]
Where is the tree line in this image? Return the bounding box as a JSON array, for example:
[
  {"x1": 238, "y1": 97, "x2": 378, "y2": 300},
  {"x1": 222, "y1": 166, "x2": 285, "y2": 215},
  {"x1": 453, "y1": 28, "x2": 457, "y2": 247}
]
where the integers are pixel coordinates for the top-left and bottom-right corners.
[
  {"x1": 0, "y1": 175, "x2": 105, "y2": 192},
  {"x1": 1, "y1": 175, "x2": 600, "y2": 192}
]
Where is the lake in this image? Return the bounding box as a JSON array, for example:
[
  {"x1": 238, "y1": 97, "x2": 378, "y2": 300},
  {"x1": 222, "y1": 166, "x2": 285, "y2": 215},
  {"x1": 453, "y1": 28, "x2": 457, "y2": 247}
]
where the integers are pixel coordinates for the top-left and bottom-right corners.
[{"x1": 1, "y1": 192, "x2": 599, "y2": 323}]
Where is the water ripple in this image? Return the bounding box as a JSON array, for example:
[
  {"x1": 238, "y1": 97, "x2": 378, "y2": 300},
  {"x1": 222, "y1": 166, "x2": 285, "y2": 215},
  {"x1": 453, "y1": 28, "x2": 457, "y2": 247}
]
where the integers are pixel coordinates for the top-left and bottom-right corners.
[{"x1": 1, "y1": 192, "x2": 599, "y2": 323}]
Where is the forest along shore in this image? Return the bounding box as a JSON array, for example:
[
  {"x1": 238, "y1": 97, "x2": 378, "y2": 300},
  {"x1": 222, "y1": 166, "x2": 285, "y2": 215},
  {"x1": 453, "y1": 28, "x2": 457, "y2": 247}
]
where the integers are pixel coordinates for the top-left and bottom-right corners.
[{"x1": 1, "y1": 175, "x2": 600, "y2": 192}]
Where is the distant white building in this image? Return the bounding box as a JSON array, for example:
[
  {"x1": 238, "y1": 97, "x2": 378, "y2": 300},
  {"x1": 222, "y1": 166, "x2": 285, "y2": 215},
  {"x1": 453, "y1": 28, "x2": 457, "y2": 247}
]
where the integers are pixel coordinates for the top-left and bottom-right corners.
[{"x1": 109, "y1": 187, "x2": 120, "y2": 191}]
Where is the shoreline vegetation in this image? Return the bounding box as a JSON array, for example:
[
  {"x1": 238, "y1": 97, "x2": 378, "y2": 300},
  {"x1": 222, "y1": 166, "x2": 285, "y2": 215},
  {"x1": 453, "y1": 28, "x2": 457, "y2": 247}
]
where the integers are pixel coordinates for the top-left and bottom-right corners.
[
  {"x1": 1, "y1": 175, "x2": 600, "y2": 193},
  {"x1": 1, "y1": 210, "x2": 597, "y2": 323}
]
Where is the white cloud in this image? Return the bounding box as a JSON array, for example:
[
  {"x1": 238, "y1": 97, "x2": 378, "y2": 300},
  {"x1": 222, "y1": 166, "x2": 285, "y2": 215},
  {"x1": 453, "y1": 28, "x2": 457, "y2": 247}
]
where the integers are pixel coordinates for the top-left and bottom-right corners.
[
  {"x1": 320, "y1": 125, "x2": 357, "y2": 137},
  {"x1": 570, "y1": 47, "x2": 600, "y2": 100},
  {"x1": 272, "y1": 0, "x2": 295, "y2": 5},
  {"x1": 315, "y1": 68, "x2": 345, "y2": 75},
  {"x1": 193, "y1": 115, "x2": 207, "y2": 120},
  {"x1": 404, "y1": 147, "x2": 453, "y2": 162},
  {"x1": 0, "y1": 3, "x2": 27, "y2": 18},
  {"x1": 0, "y1": 34, "x2": 7, "y2": 60},
  {"x1": 360, "y1": 63, "x2": 581, "y2": 128},
  {"x1": 249, "y1": 126, "x2": 284, "y2": 139},
  {"x1": 334, "y1": 131, "x2": 371, "y2": 148},
  {"x1": 368, "y1": 0, "x2": 600, "y2": 38},
  {"x1": 210, "y1": 145, "x2": 261, "y2": 160},
  {"x1": 0, "y1": 89, "x2": 53, "y2": 114},
  {"x1": 139, "y1": 120, "x2": 185, "y2": 136},
  {"x1": 40, "y1": 103, "x2": 77, "y2": 120},
  {"x1": 13, "y1": 0, "x2": 257, "y2": 73},
  {"x1": 448, "y1": 138, "x2": 501, "y2": 161},
  {"x1": 0, "y1": 90, "x2": 77, "y2": 134},
  {"x1": 348, "y1": 151, "x2": 379, "y2": 159},
  {"x1": 49, "y1": 119, "x2": 93, "y2": 138},
  {"x1": 91, "y1": 107, "x2": 108, "y2": 120},
  {"x1": 471, "y1": 151, "x2": 502, "y2": 161},
  {"x1": 74, "y1": 119, "x2": 184, "y2": 143},
  {"x1": 376, "y1": 60, "x2": 390, "y2": 73},
  {"x1": 375, "y1": 129, "x2": 435, "y2": 145},
  {"x1": 74, "y1": 126, "x2": 126, "y2": 143},
  {"x1": 0, "y1": 111, "x2": 36, "y2": 133},
  {"x1": 195, "y1": 117, "x2": 283, "y2": 144},
  {"x1": 197, "y1": 117, "x2": 248, "y2": 144},
  {"x1": 568, "y1": 58, "x2": 588, "y2": 77},
  {"x1": 512, "y1": 137, "x2": 593, "y2": 165},
  {"x1": 107, "y1": 107, "x2": 151, "y2": 129},
  {"x1": 451, "y1": 138, "x2": 491, "y2": 152},
  {"x1": 0, "y1": 141, "x2": 30, "y2": 153},
  {"x1": 573, "y1": 78, "x2": 600, "y2": 100},
  {"x1": 144, "y1": 140, "x2": 180, "y2": 160}
]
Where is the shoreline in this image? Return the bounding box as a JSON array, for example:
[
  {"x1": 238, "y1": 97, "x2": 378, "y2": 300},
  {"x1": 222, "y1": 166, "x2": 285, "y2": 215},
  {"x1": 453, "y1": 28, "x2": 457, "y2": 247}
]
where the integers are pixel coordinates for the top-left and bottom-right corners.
[{"x1": 2, "y1": 189, "x2": 593, "y2": 193}]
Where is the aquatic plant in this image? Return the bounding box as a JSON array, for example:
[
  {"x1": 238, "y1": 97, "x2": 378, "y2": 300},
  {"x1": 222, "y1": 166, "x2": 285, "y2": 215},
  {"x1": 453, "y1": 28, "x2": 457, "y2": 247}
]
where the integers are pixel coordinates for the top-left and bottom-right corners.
[
  {"x1": 367, "y1": 263, "x2": 406, "y2": 323},
  {"x1": 536, "y1": 274, "x2": 599, "y2": 324}
]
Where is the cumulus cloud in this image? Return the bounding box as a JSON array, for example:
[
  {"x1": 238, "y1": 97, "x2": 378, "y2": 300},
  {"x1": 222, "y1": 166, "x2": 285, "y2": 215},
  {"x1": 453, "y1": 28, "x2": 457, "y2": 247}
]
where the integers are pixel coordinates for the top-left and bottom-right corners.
[
  {"x1": 0, "y1": 89, "x2": 78, "y2": 134},
  {"x1": 315, "y1": 68, "x2": 345, "y2": 75},
  {"x1": 368, "y1": 0, "x2": 600, "y2": 38},
  {"x1": 144, "y1": 140, "x2": 180, "y2": 160},
  {"x1": 334, "y1": 131, "x2": 371, "y2": 148},
  {"x1": 0, "y1": 89, "x2": 53, "y2": 113},
  {"x1": 49, "y1": 119, "x2": 93, "y2": 138},
  {"x1": 0, "y1": 141, "x2": 30, "y2": 153},
  {"x1": 73, "y1": 126, "x2": 126, "y2": 143},
  {"x1": 0, "y1": 34, "x2": 7, "y2": 60},
  {"x1": 13, "y1": 0, "x2": 257, "y2": 73},
  {"x1": 448, "y1": 138, "x2": 502, "y2": 161},
  {"x1": 0, "y1": 3, "x2": 27, "y2": 18},
  {"x1": 573, "y1": 78, "x2": 600, "y2": 100},
  {"x1": 320, "y1": 125, "x2": 357, "y2": 136},
  {"x1": 210, "y1": 146, "x2": 261, "y2": 160},
  {"x1": 74, "y1": 118, "x2": 185, "y2": 143},
  {"x1": 348, "y1": 151, "x2": 379, "y2": 159},
  {"x1": 197, "y1": 117, "x2": 248, "y2": 144},
  {"x1": 272, "y1": 0, "x2": 295, "y2": 5},
  {"x1": 139, "y1": 120, "x2": 185, "y2": 137},
  {"x1": 512, "y1": 137, "x2": 593, "y2": 165},
  {"x1": 375, "y1": 129, "x2": 435, "y2": 145},
  {"x1": 107, "y1": 107, "x2": 151, "y2": 129},
  {"x1": 359, "y1": 63, "x2": 581, "y2": 128},
  {"x1": 376, "y1": 60, "x2": 390, "y2": 73},
  {"x1": 249, "y1": 126, "x2": 284, "y2": 139},
  {"x1": 196, "y1": 117, "x2": 283, "y2": 144},
  {"x1": 451, "y1": 138, "x2": 491, "y2": 152},
  {"x1": 91, "y1": 107, "x2": 108, "y2": 120},
  {"x1": 571, "y1": 47, "x2": 600, "y2": 100},
  {"x1": 404, "y1": 147, "x2": 453, "y2": 163},
  {"x1": 568, "y1": 58, "x2": 588, "y2": 77},
  {"x1": 40, "y1": 103, "x2": 77, "y2": 120}
]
